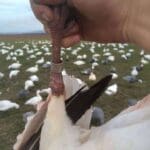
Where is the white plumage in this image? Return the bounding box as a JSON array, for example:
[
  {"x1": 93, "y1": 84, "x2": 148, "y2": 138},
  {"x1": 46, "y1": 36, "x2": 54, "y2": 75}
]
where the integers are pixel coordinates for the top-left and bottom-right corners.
[
  {"x1": 73, "y1": 60, "x2": 85, "y2": 66},
  {"x1": 26, "y1": 65, "x2": 38, "y2": 73},
  {"x1": 9, "y1": 70, "x2": 20, "y2": 79},
  {"x1": 8, "y1": 62, "x2": 21, "y2": 69},
  {"x1": 88, "y1": 72, "x2": 96, "y2": 81},
  {"x1": 29, "y1": 75, "x2": 39, "y2": 82},
  {"x1": 40, "y1": 82, "x2": 150, "y2": 150},
  {"x1": 105, "y1": 84, "x2": 118, "y2": 95},
  {"x1": 25, "y1": 90, "x2": 42, "y2": 106},
  {"x1": 24, "y1": 80, "x2": 34, "y2": 90},
  {"x1": 36, "y1": 57, "x2": 45, "y2": 65},
  {"x1": 0, "y1": 100, "x2": 19, "y2": 111},
  {"x1": 40, "y1": 88, "x2": 51, "y2": 95},
  {"x1": 0, "y1": 72, "x2": 4, "y2": 79},
  {"x1": 111, "y1": 73, "x2": 118, "y2": 79},
  {"x1": 13, "y1": 76, "x2": 150, "y2": 150},
  {"x1": 131, "y1": 67, "x2": 138, "y2": 76}
]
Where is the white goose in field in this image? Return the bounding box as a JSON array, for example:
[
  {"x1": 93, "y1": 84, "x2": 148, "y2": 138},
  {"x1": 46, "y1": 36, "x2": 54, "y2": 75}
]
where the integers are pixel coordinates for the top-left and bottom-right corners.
[
  {"x1": 89, "y1": 72, "x2": 96, "y2": 81},
  {"x1": 25, "y1": 90, "x2": 42, "y2": 106},
  {"x1": 8, "y1": 62, "x2": 22, "y2": 70},
  {"x1": 26, "y1": 65, "x2": 38, "y2": 73},
  {"x1": 0, "y1": 72, "x2": 4, "y2": 79},
  {"x1": 131, "y1": 67, "x2": 138, "y2": 76},
  {"x1": 105, "y1": 84, "x2": 118, "y2": 95},
  {"x1": 29, "y1": 75, "x2": 39, "y2": 82},
  {"x1": 9, "y1": 70, "x2": 20, "y2": 79},
  {"x1": 36, "y1": 57, "x2": 45, "y2": 65},
  {"x1": 24, "y1": 80, "x2": 34, "y2": 90},
  {"x1": 0, "y1": 100, "x2": 19, "y2": 111}
]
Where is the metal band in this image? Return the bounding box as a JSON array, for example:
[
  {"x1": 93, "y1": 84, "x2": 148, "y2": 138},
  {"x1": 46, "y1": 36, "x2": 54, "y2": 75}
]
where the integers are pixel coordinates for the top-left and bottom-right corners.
[{"x1": 51, "y1": 62, "x2": 63, "y2": 73}]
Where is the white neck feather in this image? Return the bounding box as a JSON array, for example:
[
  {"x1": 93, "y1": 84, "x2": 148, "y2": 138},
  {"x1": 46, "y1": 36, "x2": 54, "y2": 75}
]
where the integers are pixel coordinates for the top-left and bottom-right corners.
[{"x1": 40, "y1": 95, "x2": 73, "y2": 150}]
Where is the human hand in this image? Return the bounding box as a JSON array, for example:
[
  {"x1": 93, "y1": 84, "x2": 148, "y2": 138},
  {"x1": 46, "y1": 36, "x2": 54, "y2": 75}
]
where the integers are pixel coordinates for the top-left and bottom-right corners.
[{"x1": 30, "y1": 0, "x2": 150, "y2": 50}]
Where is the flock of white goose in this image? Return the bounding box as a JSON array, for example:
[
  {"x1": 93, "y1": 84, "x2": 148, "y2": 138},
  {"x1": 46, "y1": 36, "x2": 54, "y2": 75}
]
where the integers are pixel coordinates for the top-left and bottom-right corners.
[
  {"x1": 0, "y1": 40, "x2": 150, "y2": 150},
  {"x1": 0, "y1": 41, "x2": 149, "y2": 111}
]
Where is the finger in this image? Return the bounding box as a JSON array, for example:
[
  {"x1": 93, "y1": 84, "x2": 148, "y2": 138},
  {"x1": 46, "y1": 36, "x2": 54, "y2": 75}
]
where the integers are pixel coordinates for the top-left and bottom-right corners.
[
  {"x1": 34, "y1": 0, "x2": 65, "y2": 5},
  {"x1": 63, "y1": 23, "x2": 79, "y2": 37},
  {"x1": 61, "y1": 34, "x2": 81, "y2": 47},
  {"x1": 30, "y1": 0, "x2": 54, "y2": 23}
]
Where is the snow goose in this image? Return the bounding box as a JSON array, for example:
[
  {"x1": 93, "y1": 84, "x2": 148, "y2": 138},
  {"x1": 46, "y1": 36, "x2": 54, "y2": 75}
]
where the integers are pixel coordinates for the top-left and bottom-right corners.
[
  {"x1": 26, "y1": 65, "x2": 38, "y2": 73},
  {"x1": 25, "y1": 90, "x2": 42, "y2": 106},
  {"x1": 9, "y1": 70, "x2": 20, "y2": 79},
  {"x1": 29, "y1": 75, "x2": 39, "y2": 82},
  {"x1": 24, "y1": 80, "x2": 34, "y2": 90},
  {"x1": 131, "y1": 67, "x2": 138, "y2": 76},
  {"x1": 8, "y1": 62, "x2": 21, "y2": 69},
  {"x1": 105, "y1": 84, "x2": 118, "y2": 95},
  {"x1": 0, "y1": 100, "x2": 19, "y2": 111},
  {"x1": 89, "y1": 72, "x2": 96, "y2": 81},
  {"x1": 36, "y1": 57, "x2": 45, "y2": 65},
  {"x1": 0, "y1": 72, "x2": 4, "y2": 79}
]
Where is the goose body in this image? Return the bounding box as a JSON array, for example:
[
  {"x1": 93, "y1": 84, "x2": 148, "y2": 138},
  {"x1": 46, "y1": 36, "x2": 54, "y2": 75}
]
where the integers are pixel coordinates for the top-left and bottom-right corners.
[
  {"x1": 0, "y1": 72, "x2": 4, "y2": 79},
  {"x1": 29, "y1": 75, "x2": 39, "y2": 82},
  {"x1": 24, "y1": 80, "x2": 34, "y2": 90},
  {"x1": 26, "y1": 65, "x2": 38, "y2": 73},
  {"x1": 0, "y1": 100, "x2": 19, "y2": 111},
  {"x1": 25, "y1": 90, "x2": 42, "y2": 106},
  {"x1": 89, "y1": 72, "x2": 96, "y2": 81},
  {"x1": 8, "y1": 62, "x2": 21, "y2": 69},
  {"x1": 40, "y1": 92, "x2": 150, "y2": 150},
  {"x1": 105, "y1": 84, "x2": 118, "y2": 95},
  {"x1": 14, "y1": 76, "x2": 150, "y2": 150},
  {"x1": 36, "y1": 57, "x2": 44, "y2": 65},
  {"x1": 9, "y1": 70, "x2": 20, "y2": 79},
  {"x1": 131, "y1": 67, "x2": 138, "y2": 76}
]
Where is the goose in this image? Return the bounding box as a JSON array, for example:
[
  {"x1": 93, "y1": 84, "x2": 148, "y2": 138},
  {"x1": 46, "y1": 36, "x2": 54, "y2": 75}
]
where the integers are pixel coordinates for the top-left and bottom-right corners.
[
  {"x1": 24, "y1": 80, "x2": 34, "y2": 90},
  {"x1": 29, "y1": 75, "x2": 39, "y2": 82},
  {"x1": 0, "y1": 72, "x2": 4, "y2": 79},
  {"x1": 141, "y1": 58, "x2": 149, "y2": 64},
  {"x1": 9, "y1": 70, "x2": 20, "y2": 79},
  {"x1": 0, "y1": 100, "x2": 19, "y2": 111},
  {"x1": 25, "y1": 90, "x2": 42, "y2": 106},
  {"x1": 73, "y1": 60, "x2": 85, "y2": 66},
  {"x1": 107, "y1": 55, "x2": 115, "y2": 62},
  {"x1": 26, "y1": 65, "x2": 38, "y2": 73},
  {"x1": 110, "y1": 73, "x2": 118, "y2": 79},
  {"x1": 105, "y1": 84, "x2": 118, "y2": 95},
  {"x1": 13, "y1": 75, "x2": 112, "y2": 150},
  {"x1": 40, "y1": 88, "x2": 51, "y2": 95},
  {"x1": 131, "y1": 67, "x2": 138, "y2": 76},
  {"x1": 36, "y1": 57, "x2": 45, "y2": 65},
  {"x1": 8, "y1": 62, "x2": 22, "y2": 69},
  {"x1": 89, "y1": 72, "x2": 96, "y2": 81},
  {"x1": 144, "y1": 54, "x2": 150, "y2": 61},
  {"x1": 14, "y1": 78, "x2": 150, "y2": 150}
]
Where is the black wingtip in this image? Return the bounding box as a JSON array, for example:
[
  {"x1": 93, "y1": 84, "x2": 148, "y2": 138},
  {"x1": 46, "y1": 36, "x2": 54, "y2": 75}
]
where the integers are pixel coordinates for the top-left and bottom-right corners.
[{"x1": 66, "y1": 75, "x2": 112, "y2": 123}]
